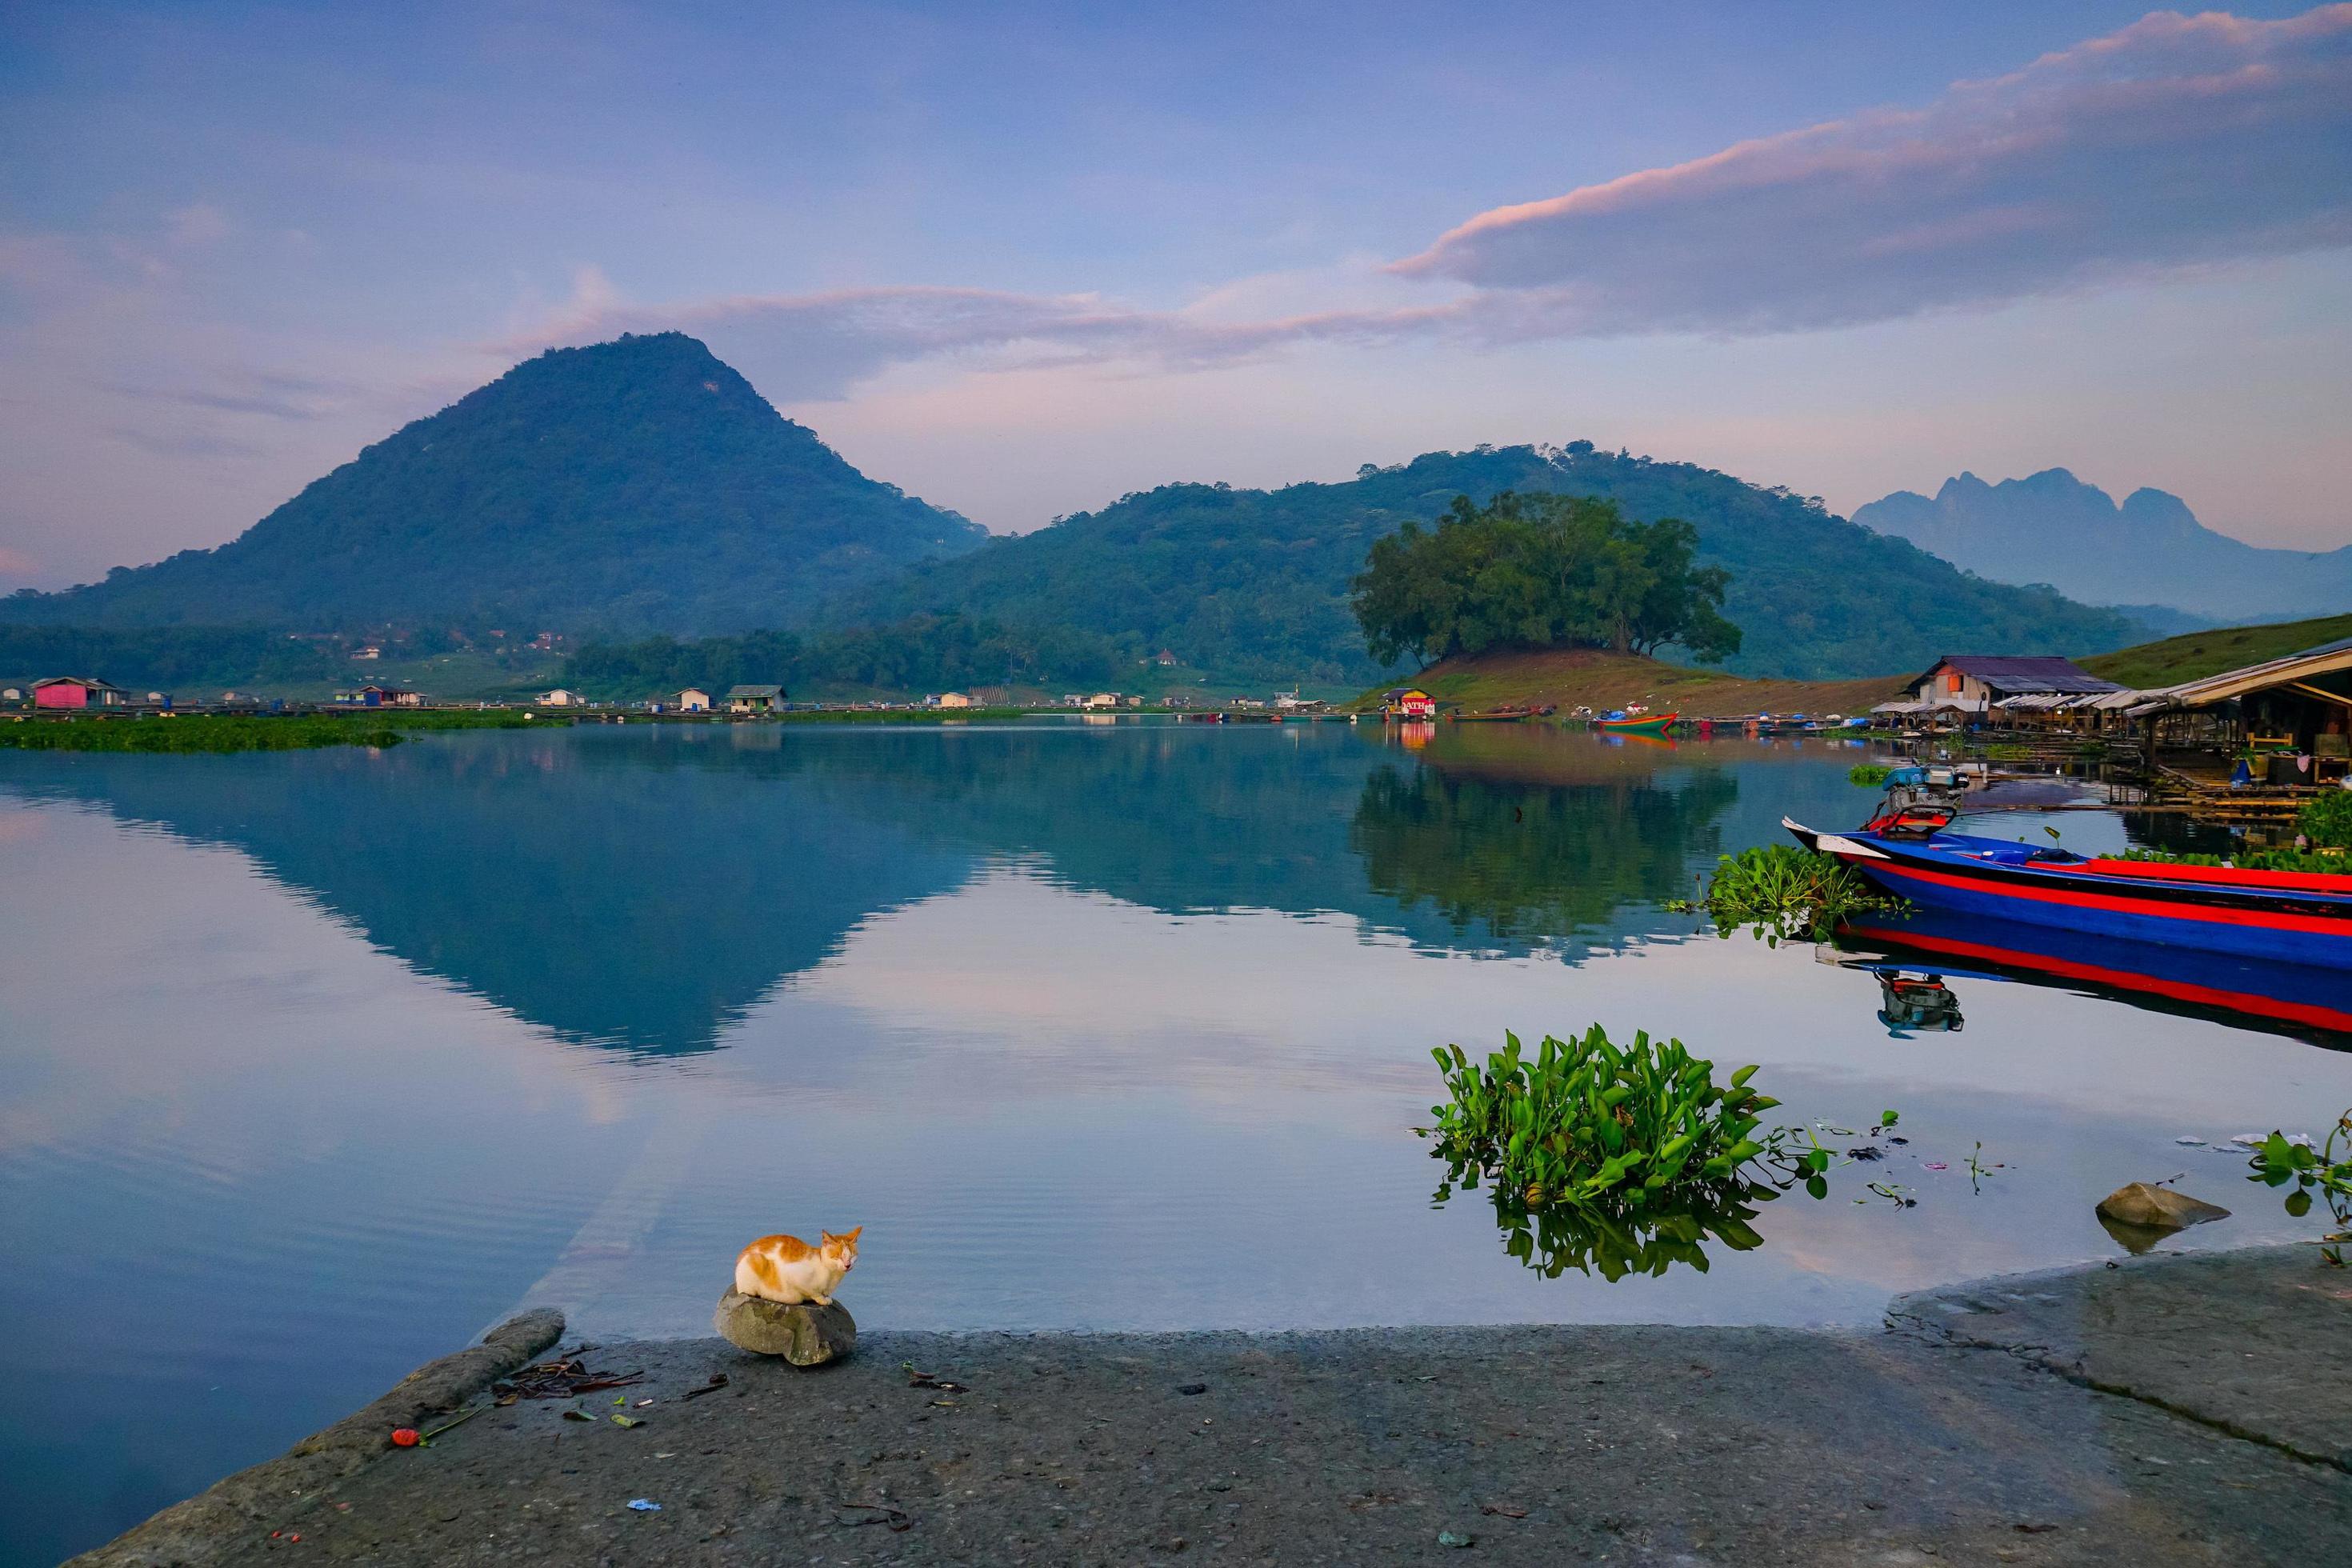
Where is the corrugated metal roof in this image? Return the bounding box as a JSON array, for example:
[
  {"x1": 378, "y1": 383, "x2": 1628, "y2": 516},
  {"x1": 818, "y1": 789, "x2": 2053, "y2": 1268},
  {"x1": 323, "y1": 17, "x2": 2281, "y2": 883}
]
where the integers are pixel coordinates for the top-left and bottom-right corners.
[
  {"x1": 1909, "y1": 655, "x2": 2122, "y2": 695},
  {"x1": 2135, "y1": 642, "x2": 2352, "y2": 710}
]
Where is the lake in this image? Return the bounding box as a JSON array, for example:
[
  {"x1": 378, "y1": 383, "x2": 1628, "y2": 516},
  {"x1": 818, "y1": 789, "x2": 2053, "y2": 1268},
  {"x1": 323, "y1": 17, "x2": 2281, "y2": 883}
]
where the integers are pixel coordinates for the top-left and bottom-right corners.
[{"x1": 4, "y1": 719, "x2": 2346, "y2": 1565}]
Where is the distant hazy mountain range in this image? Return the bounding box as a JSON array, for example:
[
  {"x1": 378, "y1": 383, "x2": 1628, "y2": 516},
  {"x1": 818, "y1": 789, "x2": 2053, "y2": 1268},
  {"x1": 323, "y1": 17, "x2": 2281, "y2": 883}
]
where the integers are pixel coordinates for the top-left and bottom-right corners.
[
  {"x1": 4, "y1": 334, "x2": 2162, "y2": 682},
  {"x1": 1, "y1": 333, "x2": 988, "y2": 634},
  {"x1": 1853, "y1": 470, "x2": 2352, "y2": 625}
]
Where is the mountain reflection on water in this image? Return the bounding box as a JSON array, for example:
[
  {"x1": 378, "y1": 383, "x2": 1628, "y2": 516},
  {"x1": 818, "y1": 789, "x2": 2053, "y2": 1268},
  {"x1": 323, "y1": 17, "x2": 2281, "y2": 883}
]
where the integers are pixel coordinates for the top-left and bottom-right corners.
[{"x1": 1, "y1": 722, "x2": 1841, "y2": 1053}]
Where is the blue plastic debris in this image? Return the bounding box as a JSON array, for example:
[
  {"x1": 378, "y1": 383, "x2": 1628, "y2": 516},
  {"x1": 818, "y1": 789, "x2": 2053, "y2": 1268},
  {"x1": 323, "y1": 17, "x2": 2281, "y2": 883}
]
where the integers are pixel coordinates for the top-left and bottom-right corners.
[{"x1": 627, "y1": 1498, "x2": 662, "y2": 1512}]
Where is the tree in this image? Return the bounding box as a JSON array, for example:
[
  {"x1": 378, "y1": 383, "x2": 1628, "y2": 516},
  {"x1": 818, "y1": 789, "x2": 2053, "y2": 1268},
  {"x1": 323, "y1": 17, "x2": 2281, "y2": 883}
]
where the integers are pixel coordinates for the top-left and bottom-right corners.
[{"x1": 1350, "y1": 492, "x2": 1742, "y2": 668}]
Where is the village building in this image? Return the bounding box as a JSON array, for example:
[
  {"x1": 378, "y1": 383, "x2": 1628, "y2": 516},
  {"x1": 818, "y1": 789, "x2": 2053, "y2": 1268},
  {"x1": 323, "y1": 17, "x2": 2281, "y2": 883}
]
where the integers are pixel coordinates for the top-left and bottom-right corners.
[
  {"x1": 2125, "y1": 635, "x2": 2352, "y2": 785},
  {"x1": 931, "y1": 691, "x2": 974, "y2": 709},
  {"x1": 1082, "y1": 692, "x2": 1122, "y2": 709},
  {"x1": 32, "y1": 676, "x2": 126, "y2": 710},
  {"x1": 336, "y1": 684, "x2": 422, "y2": 708},
  {"x1": 676, "y1": 687, "x2": 712, "y2": 713},
  {"x1": 1383, "y1": 687, "x2": 1438, "y2": 718},
  {"x1": 726, "y1": 683, "x2": 785, "y2": 713},
  {"x1": 1154, "y1": 649, "x2": 1178, "y2": 666},
  {"x1": 536, "y1": 688, "x2": 582, "y2": 707}
]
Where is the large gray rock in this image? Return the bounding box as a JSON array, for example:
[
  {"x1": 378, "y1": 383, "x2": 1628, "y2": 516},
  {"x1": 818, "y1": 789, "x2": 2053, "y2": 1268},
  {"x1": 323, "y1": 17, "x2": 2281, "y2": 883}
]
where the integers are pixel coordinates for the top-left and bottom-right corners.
[
  {"x1": 714, "y1": 1290, "x2": 856, "y2": 1365},
  {"x1": 2095, "y1": 1182, "x2": 2230, "y2": 1233}
]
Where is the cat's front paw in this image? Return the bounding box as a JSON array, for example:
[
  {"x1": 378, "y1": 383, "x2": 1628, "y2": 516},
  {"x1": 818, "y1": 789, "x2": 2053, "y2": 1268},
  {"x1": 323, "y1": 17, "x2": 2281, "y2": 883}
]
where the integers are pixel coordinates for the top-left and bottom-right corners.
[{"x1": 810, "y1": 1294, "x2": 834, "y2": 1307}]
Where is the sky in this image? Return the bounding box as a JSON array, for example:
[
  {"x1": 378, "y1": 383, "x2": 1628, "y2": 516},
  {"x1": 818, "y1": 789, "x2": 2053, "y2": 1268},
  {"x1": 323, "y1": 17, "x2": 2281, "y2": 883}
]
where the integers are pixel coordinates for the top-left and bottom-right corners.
[{"x1": 2, "y1": 1, "x2": 2349, "y2": 590}]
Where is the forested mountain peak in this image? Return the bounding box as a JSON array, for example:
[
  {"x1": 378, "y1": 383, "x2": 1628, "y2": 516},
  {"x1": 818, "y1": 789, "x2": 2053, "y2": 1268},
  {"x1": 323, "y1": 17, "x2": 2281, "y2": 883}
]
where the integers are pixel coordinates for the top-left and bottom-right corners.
[{"x1": 0, "y1": 333, "x2": 989, "y2": 634}]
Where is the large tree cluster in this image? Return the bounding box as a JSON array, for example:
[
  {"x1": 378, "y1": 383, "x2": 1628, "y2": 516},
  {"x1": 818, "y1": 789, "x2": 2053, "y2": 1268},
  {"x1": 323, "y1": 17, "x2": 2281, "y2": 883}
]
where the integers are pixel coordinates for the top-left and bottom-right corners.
[{"x1": 1350, "y1": 491, "x2": 1742, "y2": 669}]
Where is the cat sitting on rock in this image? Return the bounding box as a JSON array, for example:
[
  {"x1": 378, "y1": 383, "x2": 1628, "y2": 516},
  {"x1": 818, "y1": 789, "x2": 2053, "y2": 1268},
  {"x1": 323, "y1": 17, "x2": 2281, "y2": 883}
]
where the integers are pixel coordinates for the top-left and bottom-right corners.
[{"x1": 733, "y1": 1226, "x2": 861, "y2": 1306}]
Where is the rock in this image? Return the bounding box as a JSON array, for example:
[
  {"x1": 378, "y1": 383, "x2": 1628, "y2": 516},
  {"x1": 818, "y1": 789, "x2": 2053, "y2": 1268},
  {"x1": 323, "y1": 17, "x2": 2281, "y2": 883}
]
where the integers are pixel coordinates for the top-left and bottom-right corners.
[
  {"x1": 2095, "y1": 1182, "x2": 2230, "y2": 1233},
  {"x1": 714, "y1": 1290, "x2": 856, "y2": 1365}
]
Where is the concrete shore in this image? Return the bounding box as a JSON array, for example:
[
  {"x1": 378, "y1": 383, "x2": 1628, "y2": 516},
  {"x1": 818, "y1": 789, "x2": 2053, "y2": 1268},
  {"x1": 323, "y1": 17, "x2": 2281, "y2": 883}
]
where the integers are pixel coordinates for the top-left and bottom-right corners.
[{"x1": 74, "y1": 1246, "x2": 2352, "y2": 1566}]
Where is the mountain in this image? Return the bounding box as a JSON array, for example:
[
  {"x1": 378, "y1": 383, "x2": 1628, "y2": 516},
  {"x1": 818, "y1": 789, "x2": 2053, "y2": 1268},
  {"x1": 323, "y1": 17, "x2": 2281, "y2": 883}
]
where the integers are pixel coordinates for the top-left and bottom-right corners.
[
  {"x1": 0, "y1": 333, "x2": 988, "y2": 634},
  {"x1": 1851, "y1": 470, "x2": 2352, "y2": 622},
  {"x1": 838, "y1": 442, "x2": 2151, "y2": 682}
]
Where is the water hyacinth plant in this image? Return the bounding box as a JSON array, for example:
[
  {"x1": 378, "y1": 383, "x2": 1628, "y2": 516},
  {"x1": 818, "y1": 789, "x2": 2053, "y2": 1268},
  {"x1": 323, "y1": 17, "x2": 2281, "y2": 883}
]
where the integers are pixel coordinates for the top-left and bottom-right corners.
[
  {"x1": 1666, "y1": 843, "x2": 1907, "y2": 945},
  {"x1": 2247, "y1": 1109, "x2": 2352, "y2": 1266},
  {"x1": 1847, "y1": 762, "x2": 1894, "y2": 786},
  {"x1": 1424, "y1": 1027, "x2": 1785, "y2": 1210},
  {"x1": 1419, "y1": 1026, "x2": 1887, "y2": 1279}
]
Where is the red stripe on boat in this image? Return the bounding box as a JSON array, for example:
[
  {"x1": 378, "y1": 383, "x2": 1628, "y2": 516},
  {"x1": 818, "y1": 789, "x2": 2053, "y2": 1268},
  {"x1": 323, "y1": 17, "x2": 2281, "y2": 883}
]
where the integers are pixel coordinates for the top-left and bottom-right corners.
[
  {"x1": 2078, "y1": 858, "x2": 2352, "y2": 895},
  {"x1": 1862, "y1": 862, "x2": 2352, "y2": 937}
]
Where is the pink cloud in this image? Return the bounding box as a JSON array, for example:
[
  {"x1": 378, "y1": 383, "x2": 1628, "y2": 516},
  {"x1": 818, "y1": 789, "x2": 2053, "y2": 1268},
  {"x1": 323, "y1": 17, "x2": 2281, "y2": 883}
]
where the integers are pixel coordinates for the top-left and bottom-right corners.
[{"x1": 1391, "y1": 6, "x2": 2352, "y2": 333}]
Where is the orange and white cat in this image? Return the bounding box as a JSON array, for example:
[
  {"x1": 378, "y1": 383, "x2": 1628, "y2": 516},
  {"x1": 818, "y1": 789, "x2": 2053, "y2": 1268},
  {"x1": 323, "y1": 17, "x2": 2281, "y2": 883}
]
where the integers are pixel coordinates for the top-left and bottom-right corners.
[{"x1": 733, "y1": 1227, "x2": 862, "y2": 1306}]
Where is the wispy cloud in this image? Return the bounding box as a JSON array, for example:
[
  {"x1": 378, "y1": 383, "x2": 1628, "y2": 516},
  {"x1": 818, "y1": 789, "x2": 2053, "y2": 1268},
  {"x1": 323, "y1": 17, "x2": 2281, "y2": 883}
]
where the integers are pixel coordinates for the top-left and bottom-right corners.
[
  {"x1": 1392, "y1": 6, "x2": 2352, "y2": 333},
  {"x1": 506, "y1": 267, "x2": 1461, "y2": 401},
  {"x1": 512, "y1": 8, "x2": 2352, "y2": 398}
]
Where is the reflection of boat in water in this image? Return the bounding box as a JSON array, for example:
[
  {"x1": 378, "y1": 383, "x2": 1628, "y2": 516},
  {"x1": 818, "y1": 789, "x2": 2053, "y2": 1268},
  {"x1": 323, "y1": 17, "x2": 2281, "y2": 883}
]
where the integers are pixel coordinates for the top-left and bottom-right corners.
[
  {"x1": 1601, "y1": 730, "x2": 1679, "y2": 751},
  {"x1": 1786, "y1": 818, "x2": 2352, "y2": 971},
  {"x1": 1594, "y1": 710, "x2": 1676, "y2": 735},
  {"x1": 1832, "y1": 906, "x2": 2352, "y2": 1042},
  {"x1": 1454, "y1": 703, "x2": 1554, "y2": 723}
]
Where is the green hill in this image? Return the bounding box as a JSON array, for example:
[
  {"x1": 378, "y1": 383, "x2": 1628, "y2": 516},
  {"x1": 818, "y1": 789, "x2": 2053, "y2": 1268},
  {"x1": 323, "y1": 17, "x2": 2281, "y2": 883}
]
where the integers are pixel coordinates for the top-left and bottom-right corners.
[
  {"x1": 0, "y1": 333, "x2": 987, "y2": 635},
  {"x1": 2081, "y1": 611, "x2": 2352, "y2": 689},
  {"x1": 841, "y1": 442, "x2": 2151, "y2": 683}
]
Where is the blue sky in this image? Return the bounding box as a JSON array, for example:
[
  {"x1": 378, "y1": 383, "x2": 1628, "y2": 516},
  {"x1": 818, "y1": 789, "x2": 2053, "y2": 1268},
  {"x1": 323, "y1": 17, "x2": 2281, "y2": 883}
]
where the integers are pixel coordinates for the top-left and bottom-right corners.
[{"x1": 3, "y1": 2, "x2": 2348, "y2": 588}]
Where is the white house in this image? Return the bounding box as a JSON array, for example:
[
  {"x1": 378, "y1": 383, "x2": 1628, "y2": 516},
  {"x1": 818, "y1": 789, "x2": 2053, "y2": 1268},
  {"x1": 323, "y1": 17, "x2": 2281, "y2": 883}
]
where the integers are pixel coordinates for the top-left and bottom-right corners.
[
  {"x1": 537, "y1": 689, "x2": 581, "y2": 707},
  {"x1": 933, "y1": 691, "x2": 974, "y2": 709},
  {"x1": 1082, "y1": 692, "x2": 1122, "y2": 709},
  {"x1": 677, "y1": 687, "x2": 712, "y2": 713}
]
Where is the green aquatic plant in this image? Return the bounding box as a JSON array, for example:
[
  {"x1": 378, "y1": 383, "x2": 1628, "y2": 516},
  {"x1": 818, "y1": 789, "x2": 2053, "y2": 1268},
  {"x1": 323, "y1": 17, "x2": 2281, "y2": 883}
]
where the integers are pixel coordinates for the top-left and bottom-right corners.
[
  {"x1": 1422, "y1": 1027, "x2": 1790, "y2": 1211},
  {"x1": 0, "y1": 714, "x2": 405, "y2": 753},
  {"x1": 0, "y1": 709, "x2": 538, "y2": 754},
  {"x1": 2247, "y1": 1110, "x2": 2352, "y2": 1266},
  {"x1": 1847, "y1": 762, "x2": 1894, "y2": 786},
  {"x1": 1421, "y1": 1027, "x2": 1899, "y2": 1279},
  {"x1": 2300, "y1": 791, "x2": 2352, "y2": 850},
  {"x1": 1666, "y1": 844, "x2": 1907, "y2": 946}
]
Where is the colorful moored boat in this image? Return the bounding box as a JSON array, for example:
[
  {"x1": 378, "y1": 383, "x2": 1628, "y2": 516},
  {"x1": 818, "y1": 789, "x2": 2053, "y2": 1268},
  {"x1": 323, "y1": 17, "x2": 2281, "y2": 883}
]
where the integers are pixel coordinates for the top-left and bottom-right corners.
[
  {"x1": 1785, "y1": 818, "x2": 2352, "y2": 971},
  {"x1": 1594, "y1": 710, "x2": 1677, "y2": 735}
]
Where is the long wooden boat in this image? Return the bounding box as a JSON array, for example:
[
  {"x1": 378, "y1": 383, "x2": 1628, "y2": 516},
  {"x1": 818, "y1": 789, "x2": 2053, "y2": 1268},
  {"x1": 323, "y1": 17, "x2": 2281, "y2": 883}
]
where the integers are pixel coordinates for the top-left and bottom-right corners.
[
  {"x1": 1594, "y1": 710, "x2": 1677, "y2": 735},
  {"x1": 1786, "y1": 818, "x2": 2352, "y2": 970}
]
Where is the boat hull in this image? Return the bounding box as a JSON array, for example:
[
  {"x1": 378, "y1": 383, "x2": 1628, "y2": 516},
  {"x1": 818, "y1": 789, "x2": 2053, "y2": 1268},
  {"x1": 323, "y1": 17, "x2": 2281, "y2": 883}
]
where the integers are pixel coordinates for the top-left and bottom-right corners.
[
  {"x1": 1594, "y1": 712, "x2": 1676, "y2": 735},
  {"x1": 1786, "y1": 819, "x2": 2352, "y2": 970}
]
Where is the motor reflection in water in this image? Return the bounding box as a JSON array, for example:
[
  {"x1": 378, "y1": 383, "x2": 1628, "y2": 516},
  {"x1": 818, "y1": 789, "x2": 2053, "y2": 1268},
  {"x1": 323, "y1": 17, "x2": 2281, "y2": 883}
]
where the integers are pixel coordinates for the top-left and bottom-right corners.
[{"x1": 1874, "y1": 970, "x2": 1965, "y2": 1034}]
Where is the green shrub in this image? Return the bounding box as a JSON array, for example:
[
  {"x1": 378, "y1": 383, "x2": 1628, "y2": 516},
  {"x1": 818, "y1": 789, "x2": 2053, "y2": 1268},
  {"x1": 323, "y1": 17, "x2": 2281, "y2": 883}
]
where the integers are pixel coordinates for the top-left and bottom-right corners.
[{"x1": 1848, "y1": 762, "x2": 1893, "y2": 786}]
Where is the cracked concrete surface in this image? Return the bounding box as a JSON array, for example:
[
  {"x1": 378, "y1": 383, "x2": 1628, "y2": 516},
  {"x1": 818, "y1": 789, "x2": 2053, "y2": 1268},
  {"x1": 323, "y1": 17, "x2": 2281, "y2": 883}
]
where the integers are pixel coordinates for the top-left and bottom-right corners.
[{"x1": 72, "y1": 1246, "x2": 2352, "y2": 1566}]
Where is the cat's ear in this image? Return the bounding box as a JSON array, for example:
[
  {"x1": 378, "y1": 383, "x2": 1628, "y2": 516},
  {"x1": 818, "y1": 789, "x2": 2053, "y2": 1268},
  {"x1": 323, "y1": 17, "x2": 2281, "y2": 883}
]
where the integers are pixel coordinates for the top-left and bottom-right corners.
[
  {"x1": 818, "y1": 1230, "x2": 838, "y2": 1244},
  {"x1": 845, "y1": 1226, "x2": 862, "y2": 1242}
]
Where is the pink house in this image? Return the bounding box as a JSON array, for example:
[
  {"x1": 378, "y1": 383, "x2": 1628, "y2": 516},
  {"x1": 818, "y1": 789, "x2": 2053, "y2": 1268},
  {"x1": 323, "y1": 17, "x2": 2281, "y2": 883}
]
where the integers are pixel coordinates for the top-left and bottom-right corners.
[{"x1": 33, "y1": 676, "x2": 124, "y2": 710}]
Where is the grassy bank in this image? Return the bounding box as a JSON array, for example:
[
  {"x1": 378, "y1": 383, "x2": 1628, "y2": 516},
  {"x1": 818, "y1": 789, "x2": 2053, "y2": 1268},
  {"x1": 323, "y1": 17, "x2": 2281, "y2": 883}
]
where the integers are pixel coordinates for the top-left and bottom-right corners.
[
  {"x1": 0, "y1": 710, "x2": 535, "y2": 754},
  {"x1": 1348, "y1": 648, "x2": 1905, "y2": 718},
  {"x1": 2081, "y1": 611, "x2": 2352, "y2": 689}
]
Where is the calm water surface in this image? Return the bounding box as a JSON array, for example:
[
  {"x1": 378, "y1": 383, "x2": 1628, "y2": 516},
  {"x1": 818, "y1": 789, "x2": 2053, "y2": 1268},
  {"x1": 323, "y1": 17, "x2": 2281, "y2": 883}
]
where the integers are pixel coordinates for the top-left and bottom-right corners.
[{"x1": 3, "y1": 721, "x2": 2346, "y2": 1564}]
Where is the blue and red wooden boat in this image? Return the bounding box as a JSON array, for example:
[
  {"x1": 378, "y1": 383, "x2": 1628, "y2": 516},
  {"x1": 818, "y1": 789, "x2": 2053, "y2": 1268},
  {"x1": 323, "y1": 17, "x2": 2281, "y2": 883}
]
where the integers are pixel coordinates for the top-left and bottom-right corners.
[{"x1": 1785, "y1": 818, "x2": 2352, "y2": 971}]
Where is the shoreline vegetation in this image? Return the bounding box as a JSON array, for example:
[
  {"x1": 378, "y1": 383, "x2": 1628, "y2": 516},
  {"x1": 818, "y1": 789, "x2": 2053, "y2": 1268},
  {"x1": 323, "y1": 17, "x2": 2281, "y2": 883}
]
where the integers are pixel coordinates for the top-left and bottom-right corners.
[{"x1": 0, "y1": 710, "x2": 534, "y2": 754}]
